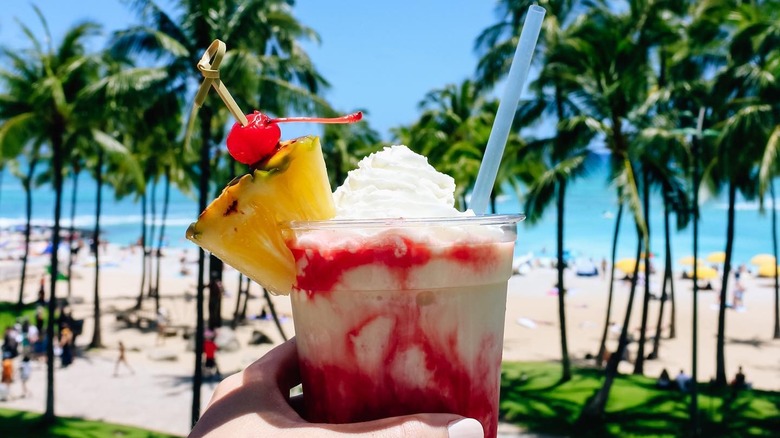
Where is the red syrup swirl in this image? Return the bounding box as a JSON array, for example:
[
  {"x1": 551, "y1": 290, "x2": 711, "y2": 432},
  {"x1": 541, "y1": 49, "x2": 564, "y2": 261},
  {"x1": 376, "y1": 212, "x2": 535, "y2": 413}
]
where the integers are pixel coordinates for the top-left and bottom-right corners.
[
  {"x1": 298, "y1": 328, "x2": 500, "y2": 437},
  {"x1": 287, "y1": 234, "x2": 507, "y2": 437},
  {"x1": 288, "y1": 233, "x2": 501, "y2": 295}
]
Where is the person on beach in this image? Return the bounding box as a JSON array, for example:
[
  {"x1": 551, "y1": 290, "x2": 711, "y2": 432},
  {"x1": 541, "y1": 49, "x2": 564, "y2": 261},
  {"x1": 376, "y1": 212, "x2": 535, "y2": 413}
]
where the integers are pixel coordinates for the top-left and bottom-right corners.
[
  {"x1": 734, "y1": 264, "x2": 746, "y2": 288},
  {"x1": 18, "y1": 355, "x2": 31, "y2": 397},
  {"x1": 675, "y1": 369, "x2": 691, "y2": 393},
  {"x1": 156, "y1": 309, "x2": 169, "y2": 345},
  {"x1": 57, "y1": 306, "x2": 80, "y2": 348},
  {"x1": 656, "y1": 368, "x2": 672, "y2": 389},
  {"x1": 36, "y1": 276, "x2": 46, "y2": 306},
  {"x1": 114, "y1": 341, "x2": 134, "y2": 377},
  {"x1": 203, "y1": 331, "x2": 220, "y2": 380},
  {"x1": 0, "y1": 356, "x2": 12, "y2": 401},
  {"x1": 2, "y1": 327, "x2": 19, "y2": 359},
  {"x1": 34, "y1": 307, "x2": 44, "y2": 335},
  {"x1": 189, "y1": 338, "x2": 485, "y2": 438},
  {"x1": 59, "y1": 325, "x2": 73, "y2": 368},
  {"x1": 732, "y1": 283, "x2": 746, "y2": 310}
]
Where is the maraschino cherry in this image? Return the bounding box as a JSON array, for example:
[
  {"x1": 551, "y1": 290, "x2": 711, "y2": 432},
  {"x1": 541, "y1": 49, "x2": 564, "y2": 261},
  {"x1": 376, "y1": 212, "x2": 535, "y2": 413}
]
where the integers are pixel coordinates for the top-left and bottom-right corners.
[{"x1": 226, "y1": 111, "x2": 363, "y2": 165}]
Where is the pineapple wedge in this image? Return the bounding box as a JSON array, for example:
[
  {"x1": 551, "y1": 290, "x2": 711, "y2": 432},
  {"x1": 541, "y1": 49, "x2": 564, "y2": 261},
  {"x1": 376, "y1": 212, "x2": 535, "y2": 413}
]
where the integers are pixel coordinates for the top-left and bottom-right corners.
[{"x1": 186, "y1": 136, "x2": 335, "y2": 295}]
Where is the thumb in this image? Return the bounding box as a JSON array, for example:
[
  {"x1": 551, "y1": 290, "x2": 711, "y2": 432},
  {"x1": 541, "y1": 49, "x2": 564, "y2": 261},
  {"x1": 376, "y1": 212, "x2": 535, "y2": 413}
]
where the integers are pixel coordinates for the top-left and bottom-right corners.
[{"x1": 327, "y1": 413, "x2": 484, "y2": 438}]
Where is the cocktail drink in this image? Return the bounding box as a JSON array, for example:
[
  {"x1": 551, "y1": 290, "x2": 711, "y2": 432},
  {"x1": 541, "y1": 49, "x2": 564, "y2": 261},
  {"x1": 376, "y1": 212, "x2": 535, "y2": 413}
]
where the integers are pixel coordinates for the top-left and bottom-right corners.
[
  {"x1": 186, "y1": 108, "x2": 522, "y2": 438},
  {"x1": 285, "y1": 216, "x2": 520, "y2": 438}
]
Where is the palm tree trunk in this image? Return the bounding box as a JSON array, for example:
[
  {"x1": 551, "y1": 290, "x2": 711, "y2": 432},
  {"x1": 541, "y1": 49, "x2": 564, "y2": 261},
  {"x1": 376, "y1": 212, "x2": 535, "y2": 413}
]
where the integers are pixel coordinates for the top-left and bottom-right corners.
[
  {"x1": 154, "y1": 170, "x2": 171, "y2": 313},
  {"x1": 67, "y1": 168, "x2": 80, "y2": 299},
  {"x1": 690, "y1": 120, "x2": 704, "y2": 435},
  {"x1": 650, "y1": 192, "x2": 673, "y2": 359},
  {"x1": 264, "y1": 287, "x2": 287, "y2": 342},
  {"x1": 90, "y1": 150, "x2": 104, "y2": 349},
  {"x1": 556, "y1": 178, "x2": 571, "y2": 381},
  {"x1": 44, "y1": 124, "x2": 65, "y2": 424},
  {"x1": 715, "y1": 181, "x2": 737, "y2": 386},
  {"x1": 231, "y1": 273, "x2": 245, "y2": 328},
  {"x1": 135, "y1": 192, "x2": 147, "y2": 310},
  {"x1": 207, "y1": 170, "x2": 225, "y2": 330},
  {"x1": 597, "y1": 203, "x2": 624, "y2": 367},
  {"x1": 634, "y1": 171, "x2": 652, "y2": 374},
  {"x1": 240, "y1": 280, "x2": 251, "y2": 320},
  {"x1": 771, "y1": 180, "x2": 779, "y2": 339},
  {"x1": 578, "y1": 226, "x2": 644, "y2": 425},
  {"x1": 207, "y1": 268, "x2": 224, "y2": 330},
  {"x1": 192, "y1": 106, "x2": 212, "y2": 427},
  {"x1": 17, "y1": 158, "x2": 38, "y2": 309},
  {"x1": 147, "y1": 179, "x2": 157, "y2": 298},
  {"x1": 666, "y1": 191, "x2": 677, "y2": 341}
]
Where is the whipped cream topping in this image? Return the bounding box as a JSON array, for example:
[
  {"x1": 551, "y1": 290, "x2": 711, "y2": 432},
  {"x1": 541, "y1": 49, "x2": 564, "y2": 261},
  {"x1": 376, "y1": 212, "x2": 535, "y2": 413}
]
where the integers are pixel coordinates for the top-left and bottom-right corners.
[{"x1": 333, "y1": 145, "x2": 467, "y2": 219}]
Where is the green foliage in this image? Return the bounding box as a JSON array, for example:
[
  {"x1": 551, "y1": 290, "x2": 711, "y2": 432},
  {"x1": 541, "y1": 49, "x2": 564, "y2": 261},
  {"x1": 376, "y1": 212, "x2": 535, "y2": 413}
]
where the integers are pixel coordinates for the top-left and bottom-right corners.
[
  {"x1": 0, "y1": 408, "x2": 182, "y2": 438},
  {"x1": 500, "y1": 362, "x2": 780, "y2": 437}
]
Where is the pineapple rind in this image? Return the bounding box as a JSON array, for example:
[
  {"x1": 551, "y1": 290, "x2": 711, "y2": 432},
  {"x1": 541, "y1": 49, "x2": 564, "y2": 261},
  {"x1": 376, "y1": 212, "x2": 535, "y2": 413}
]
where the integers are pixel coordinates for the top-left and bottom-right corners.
[{"x1": 186, "y1": 136, "x2": 335, "y2": 295}]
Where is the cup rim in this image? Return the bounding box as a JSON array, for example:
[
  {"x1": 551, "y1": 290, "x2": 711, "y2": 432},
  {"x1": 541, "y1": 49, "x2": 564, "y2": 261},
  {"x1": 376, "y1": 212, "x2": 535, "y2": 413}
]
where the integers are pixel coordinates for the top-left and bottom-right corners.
[{"x1": 286, "y1": 213, "x2": 525, "y2": 230}]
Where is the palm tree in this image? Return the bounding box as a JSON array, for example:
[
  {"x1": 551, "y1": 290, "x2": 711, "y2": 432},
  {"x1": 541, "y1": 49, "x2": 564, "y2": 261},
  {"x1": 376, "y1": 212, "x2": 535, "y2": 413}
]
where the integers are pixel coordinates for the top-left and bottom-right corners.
[
  {"x1": 519, "y1": 31, "x2": 596, "y2": 381},
  {"x1": 65, "y1": 161, "x2": 83, "y2": 299},
  {"x1": 748, "y1": 0, "x2": 780, "y2": 340},
  {"x1": 566, "y1": 1, "x2": 668, "y2": 422},
  {"x1": 113, "y1": 0, "x2": 332, "y2": 424},
  {"x1": 82, "y1": 49, "x2": 170, "y2": 349},
  {"x1": 761, "y1": 127, "x2": 780, "y2": 339},
  {"x1": 0, "y1": 8, "x2": 106, "y2": 422},
  {"x1": 8, "y1": 147, "x2": 42, "y2": 310},
  {"x1": 703, "y1": 0, "x2": 779, "y2": 384},
  {"x1": 0, "y1": 47, "x2": 44, "y2": 310}
]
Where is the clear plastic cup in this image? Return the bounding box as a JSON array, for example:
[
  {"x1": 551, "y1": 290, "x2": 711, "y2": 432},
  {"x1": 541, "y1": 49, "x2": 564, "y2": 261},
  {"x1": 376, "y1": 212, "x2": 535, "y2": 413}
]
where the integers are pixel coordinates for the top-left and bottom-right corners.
[{"x1": 284, "y1": 214, "x2": 523, "y2": 438}]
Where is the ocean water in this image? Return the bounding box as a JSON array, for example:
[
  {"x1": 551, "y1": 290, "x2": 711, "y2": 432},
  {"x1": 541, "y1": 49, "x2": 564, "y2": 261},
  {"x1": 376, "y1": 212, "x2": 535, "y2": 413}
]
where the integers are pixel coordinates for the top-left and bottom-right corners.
[{"x1": 1, "y1": 152, "x2": 778, "y2": 268}]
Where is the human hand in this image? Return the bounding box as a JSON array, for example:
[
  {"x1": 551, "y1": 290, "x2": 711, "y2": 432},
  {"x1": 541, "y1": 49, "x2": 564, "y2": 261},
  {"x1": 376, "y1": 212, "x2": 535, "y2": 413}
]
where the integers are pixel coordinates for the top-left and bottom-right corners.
[{"x1": 189, "y1": 337, "x2": 483, "y2": 437}]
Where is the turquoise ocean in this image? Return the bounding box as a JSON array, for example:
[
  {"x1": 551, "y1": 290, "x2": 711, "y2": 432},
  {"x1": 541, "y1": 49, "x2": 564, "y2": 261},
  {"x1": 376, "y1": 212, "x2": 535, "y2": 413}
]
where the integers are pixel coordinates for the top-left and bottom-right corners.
[{"x1": 1, "y1": 152, "x2": 778, "y2": 268}]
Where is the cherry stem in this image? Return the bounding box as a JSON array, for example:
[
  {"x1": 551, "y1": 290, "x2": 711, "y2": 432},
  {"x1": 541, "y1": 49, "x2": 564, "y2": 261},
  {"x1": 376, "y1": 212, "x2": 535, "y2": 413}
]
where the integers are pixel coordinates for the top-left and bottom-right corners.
[{"x1": 270, "y1": 111, "x2": 363, "y2": 125}]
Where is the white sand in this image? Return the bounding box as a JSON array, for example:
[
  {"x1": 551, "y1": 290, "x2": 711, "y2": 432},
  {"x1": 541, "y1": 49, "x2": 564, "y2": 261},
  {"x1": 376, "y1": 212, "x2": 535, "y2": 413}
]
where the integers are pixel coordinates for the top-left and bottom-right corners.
[{"x1": 1, "y1": 244, "x2": 778, "y2": 436}]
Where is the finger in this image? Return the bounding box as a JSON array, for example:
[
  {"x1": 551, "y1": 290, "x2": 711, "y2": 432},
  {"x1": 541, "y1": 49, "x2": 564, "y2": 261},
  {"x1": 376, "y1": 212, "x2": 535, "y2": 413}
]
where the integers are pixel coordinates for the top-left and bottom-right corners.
[{"x1": 319, "y1": 413, "x2": 484, "y2": 438}]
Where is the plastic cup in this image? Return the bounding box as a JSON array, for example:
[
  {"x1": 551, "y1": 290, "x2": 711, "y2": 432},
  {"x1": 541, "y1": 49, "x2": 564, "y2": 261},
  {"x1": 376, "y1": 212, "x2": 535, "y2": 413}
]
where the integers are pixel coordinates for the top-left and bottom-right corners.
[{"x1": 284, "y1": 214, "x2": 523, "y2": 438}]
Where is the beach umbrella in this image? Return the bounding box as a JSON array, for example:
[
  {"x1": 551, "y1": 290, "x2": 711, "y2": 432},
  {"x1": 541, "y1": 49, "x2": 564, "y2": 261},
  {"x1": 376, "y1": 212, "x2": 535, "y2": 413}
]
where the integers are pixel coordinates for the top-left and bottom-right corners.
[
  {"x1": 614, "y1": 258, "x2": 644, "y2": 274},
  {"x1": 757, "y1": 263, "x2": 780, "y2": 278},
  {"x1": 684, "y1": 265, "x2": 718, "y2": 280},
  {"x1": 706, "y1": 251, "x2": 726, "y2": 264},
  {"x1": 679, "y1": 256, "x2": 696, "y2": 266},
  {"x1": 750, "y1": 254, "x2": 775, "y2": 266}
]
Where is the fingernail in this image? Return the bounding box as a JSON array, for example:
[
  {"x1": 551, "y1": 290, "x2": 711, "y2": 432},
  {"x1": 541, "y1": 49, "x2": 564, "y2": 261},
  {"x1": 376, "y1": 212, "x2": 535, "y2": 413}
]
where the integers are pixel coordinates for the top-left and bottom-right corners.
[{"x1": 447, "y1": 418, "x2": 484, "y2": 438}]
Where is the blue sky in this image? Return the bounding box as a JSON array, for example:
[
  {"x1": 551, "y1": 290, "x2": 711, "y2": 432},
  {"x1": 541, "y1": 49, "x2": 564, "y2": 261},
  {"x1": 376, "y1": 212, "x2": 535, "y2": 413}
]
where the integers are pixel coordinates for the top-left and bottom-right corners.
[{"x1": 0, "y1": 1, "x2": 504, "y2": 140}]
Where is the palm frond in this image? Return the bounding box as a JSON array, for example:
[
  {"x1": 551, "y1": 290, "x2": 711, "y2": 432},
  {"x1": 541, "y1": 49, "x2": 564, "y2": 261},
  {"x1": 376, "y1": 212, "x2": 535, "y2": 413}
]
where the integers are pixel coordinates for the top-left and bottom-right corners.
[{"x1": 759, "y1": 125, "x2": 780, "y2": 197}]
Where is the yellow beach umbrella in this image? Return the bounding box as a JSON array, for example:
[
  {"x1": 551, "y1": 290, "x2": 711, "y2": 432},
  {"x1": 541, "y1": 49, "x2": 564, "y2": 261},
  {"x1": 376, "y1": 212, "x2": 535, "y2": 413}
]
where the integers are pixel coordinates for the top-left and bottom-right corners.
[
  {"x1": 679, "y1": 256, "x2": 696, "y2": 266},
  {"x1": 614, "y1": 258, "x2": 645, "y2": 274},
  {"x1": 684, "y1": 265, "x2": 719, "y2": 280},
  {"x1": 757, "y1": 263, "x2": 780, "y2": 278},
  {"x1": 750, "y1": 254, "x2": 775, "y2": 266},
  {"x1": 706, "y1": 251, "x2": 726, "y2": 264}
]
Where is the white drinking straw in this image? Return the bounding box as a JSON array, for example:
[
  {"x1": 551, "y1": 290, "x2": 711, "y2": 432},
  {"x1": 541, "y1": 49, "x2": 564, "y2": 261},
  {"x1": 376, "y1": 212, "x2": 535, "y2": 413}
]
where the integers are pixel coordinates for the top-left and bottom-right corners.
[{"x1": 470, "y1": 5, "x2": 546, "y2": 215}]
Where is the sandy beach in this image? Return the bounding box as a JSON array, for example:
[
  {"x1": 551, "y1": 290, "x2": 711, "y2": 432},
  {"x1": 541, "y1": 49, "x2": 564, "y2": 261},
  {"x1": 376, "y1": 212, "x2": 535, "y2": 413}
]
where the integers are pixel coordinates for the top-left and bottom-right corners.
[{"x1": 1, "y1": 242, "x2": 779, "y2": 437}]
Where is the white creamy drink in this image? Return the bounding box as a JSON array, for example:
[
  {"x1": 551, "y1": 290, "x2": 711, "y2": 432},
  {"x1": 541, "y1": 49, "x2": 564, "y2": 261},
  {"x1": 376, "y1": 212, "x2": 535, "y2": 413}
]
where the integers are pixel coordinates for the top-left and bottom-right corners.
[{"x1": 285, "y1": 146, "x2": 521, "y2": 438}]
